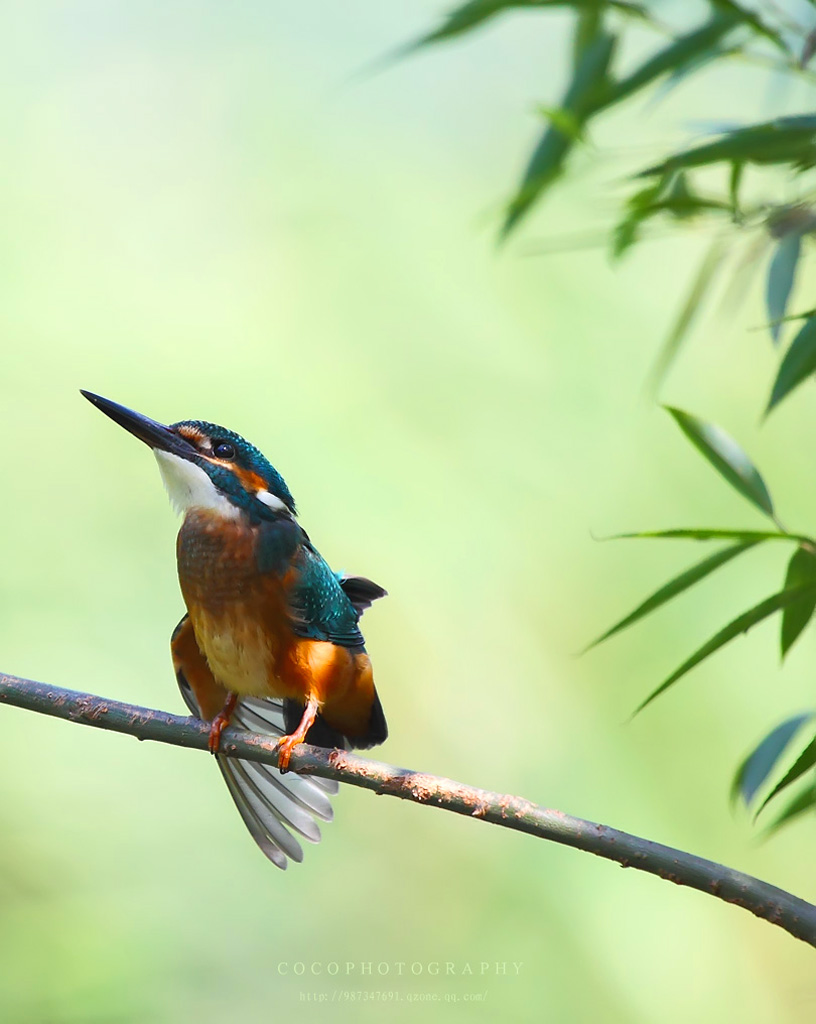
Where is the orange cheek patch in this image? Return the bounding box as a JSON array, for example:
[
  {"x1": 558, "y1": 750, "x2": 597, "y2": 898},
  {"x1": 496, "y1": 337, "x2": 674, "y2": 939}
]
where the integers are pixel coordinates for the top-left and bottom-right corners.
[
  {"x1": 235, "y1": 468, "x2": 268, "y2": 493},
  {"x1": 197, "y1": 461, "x2": 268, "y2": 496}
]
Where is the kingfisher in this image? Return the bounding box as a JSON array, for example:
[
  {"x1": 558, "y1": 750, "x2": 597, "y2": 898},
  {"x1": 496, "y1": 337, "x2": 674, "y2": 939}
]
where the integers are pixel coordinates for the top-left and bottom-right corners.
[{"x1": 81, "y1": 390, "x2": 387, "y2": 869}]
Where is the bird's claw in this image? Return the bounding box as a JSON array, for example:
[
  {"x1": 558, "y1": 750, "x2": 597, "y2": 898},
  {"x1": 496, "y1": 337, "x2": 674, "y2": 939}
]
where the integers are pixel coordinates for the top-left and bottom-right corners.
[
  {"x1": 275, "y1": 734, "x2": 300, "y2": 774},
  {"x1": 207, "y1": 693, "x2": 238, "y2": 755},
  {"x1": 207, "y1": 713, "x2": 230, "y2": 754}
]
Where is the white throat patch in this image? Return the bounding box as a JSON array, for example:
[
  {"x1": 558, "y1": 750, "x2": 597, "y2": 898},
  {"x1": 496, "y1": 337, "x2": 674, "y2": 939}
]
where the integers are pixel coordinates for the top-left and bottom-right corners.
[{"x1": 153, "y1": 450, "x2": 240, "y2": 519}]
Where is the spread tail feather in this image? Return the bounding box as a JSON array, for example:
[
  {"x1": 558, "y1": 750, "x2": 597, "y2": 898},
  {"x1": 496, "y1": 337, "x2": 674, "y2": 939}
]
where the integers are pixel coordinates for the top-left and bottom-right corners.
[{"x1": 176, "y1": 672, "x2": 338, "y2": 870}]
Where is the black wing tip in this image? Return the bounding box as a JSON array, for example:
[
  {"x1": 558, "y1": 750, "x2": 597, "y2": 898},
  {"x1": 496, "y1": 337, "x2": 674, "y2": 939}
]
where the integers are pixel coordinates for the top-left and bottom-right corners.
[
  {"x1": 342, "y1": 688, "x2": 388, "y2": 750},
  {"x1": 356, "y1": 687, "x2": 388, "y2": 748},
  {"x1": 339, "y1": 575, "x2": 388, "y2": 615}
]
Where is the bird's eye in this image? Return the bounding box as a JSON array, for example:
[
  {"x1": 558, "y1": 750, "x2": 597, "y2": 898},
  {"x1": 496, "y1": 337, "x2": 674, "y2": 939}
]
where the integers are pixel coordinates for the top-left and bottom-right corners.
[{"x1": 212, "y1": 441, "x2": 236, "y2": 460}]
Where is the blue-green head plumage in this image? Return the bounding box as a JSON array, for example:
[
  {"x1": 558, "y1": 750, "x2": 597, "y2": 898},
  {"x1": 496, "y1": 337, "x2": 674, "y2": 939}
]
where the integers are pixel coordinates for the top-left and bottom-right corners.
[{"x1": 171, "y1": 419, "x2": 296, "y2": 517}]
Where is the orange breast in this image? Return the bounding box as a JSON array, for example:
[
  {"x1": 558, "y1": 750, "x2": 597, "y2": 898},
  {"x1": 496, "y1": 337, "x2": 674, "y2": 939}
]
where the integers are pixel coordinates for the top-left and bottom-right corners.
[
  {"x1": 175, "y1": 510, "x2": 376, "y2": 731},
  {"x1": 177, "y1": 510, "x2": 298, "y2": 700}
]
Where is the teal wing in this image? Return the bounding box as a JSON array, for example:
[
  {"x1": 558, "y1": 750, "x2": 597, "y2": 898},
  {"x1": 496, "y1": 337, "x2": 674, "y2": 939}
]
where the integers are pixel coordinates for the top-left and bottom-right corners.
[
  {"x1": 289, "y1": 545, "x2": 368, "y2": 648},
  {"x1": 255, "y1": 520, "x2": 380, "y2": 649}
]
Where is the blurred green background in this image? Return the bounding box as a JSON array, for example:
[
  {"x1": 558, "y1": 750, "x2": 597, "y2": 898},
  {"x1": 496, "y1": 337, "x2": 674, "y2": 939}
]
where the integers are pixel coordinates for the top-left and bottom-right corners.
[{"x1": 3, "y1": 2, "x2": 816, "y2": 1021}]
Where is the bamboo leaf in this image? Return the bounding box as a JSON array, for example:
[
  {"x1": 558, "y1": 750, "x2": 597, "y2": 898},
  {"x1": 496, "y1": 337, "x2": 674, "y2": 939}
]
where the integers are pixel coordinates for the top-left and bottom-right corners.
[
  {"x1": 606, "y1": 13, "x2": 741, "y2": 106},
  {"x1": 781, "y1": 547, "x2": 816, "y2": 657},
  {"x1": 731, "y1": 712, "x2": 815, "y2": 806},
  {"x1": 411, "y1": 0, "x2": 559, "y2": 48},
  {"x1": 729, "y1": 161, "x2": 743, "y2": 212},
  {"x1": 666, "y1": 407, "x2": 775, "y2": 520},
  {"x1": 766, "y1": 316, "x2": 816, "y2": 415},
  {"x1": 612, "y1": 179, "x2": 664, "y2": 258},
  {"x1": 608, "y1": 529, "x2": 807, "y2": 543},
  {"x1": 410, "y1": 0, "x2": 647, "y2": 49},
  {"x1": 502, "y1": 30, "x2": 615, "y2": 237},
  {"x1": 635, "y1": 583, "x2": 816, "y2": 714},
  {"x1": 657, "y1": 43, "x2": 740, "y2": 101},
  {"x1": 613, "y1": 175, "x2": 730, "y2": 259},
  {"x1": 536, "y1": 105, "x2": 587, "y2": 142},
  {"x1": 766, "y1": 233, "x2": 802, "y2": 345},
  {"x1": 639, "y1": 115, "x2": 816, "y2": 178},
  {"x1": 710, "y1": 0, "x2": 789, "y2": 54},
  {"x1": 761, "y1": 307, "x2": 816, "y2": 330},
  {"x1": 757, "y1": 733, "x2": 816, "y2": 814},
  {"x1": 585, "y1": 542, "x2": 759, "y2": 651},
  {"x1": 803, "y1": 27, "x2": 816, "y2": 70},
  {"x1": 764, "y1": 783, "x2": 816, "y2": 835}
]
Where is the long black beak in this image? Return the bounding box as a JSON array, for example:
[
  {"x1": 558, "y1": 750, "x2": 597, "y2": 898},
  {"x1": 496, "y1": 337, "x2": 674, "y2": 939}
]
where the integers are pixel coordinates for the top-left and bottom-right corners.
[{"x1": 80, "y1": 391, "x2": 196, "y2": 458}]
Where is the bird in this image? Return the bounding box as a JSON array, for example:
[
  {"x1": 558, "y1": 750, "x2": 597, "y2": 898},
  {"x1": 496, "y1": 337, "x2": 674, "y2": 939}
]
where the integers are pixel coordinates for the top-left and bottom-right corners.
[{"x1": 81, "y1": 390, "x2": 387, "y2": 868}]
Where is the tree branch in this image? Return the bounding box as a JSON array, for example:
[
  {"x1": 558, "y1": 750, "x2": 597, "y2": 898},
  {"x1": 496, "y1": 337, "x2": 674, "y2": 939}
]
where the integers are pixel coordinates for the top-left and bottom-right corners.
[{"x1": 2, "y1": 670, "x2": 815, "y2": 947}]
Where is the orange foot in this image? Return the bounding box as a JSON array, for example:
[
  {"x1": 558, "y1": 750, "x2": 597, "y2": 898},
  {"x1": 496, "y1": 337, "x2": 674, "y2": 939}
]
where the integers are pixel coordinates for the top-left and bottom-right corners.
[
  {"x1": 275, "y1": 695, "x2": 320, "y2": 774},
  {"x1": 275, "y1": 733, "x2": 301, "y2": 774},
  {"x1": 208, "y1": 692, "x2": 238, "y2": 755}
]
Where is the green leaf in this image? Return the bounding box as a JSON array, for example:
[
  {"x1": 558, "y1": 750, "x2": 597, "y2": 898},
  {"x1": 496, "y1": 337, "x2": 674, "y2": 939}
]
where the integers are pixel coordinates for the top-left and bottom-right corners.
[
  {"x1": 411, "y1": 0, "x2": 557, "y2": 48},
  {"x1": 572, "y1": 5, "x2": 603, "y2": 62},
  {"x1": 766, "y1": 233, "x2": 802, "y2": 345},
  {"x1": 731, "y1": 712, "x2": 815, "y2": 806},
  {"x1": 710, "y1": 0, "x2": 789, "y2": 54},
  {"x1": 635, "y1": 582, "x2": 816, "y2": 714},
  {"x1": 638, "y1": 115, "x2": 816, "y2": 178},
  {"x1": 611, "y1": 215, "x2": 640, "y2": 259},
  {"x1": 762, "y1": 307, "x2": 816, "y2": 330},
  {"x1": 657, "y1": 43, "x2": 740, "y2": 101},
  {"x1": 535, "y1": 105, "x2": 586, "y2": 142},
  {"x1": 780, "y1": 547, "x2": 816, "y2": 657},
  {"x1": 497, "y1": 7, "x2": 769, "y2": 237},
  {"x1": 657, "y1": 173, "x2": 722, "y2": 219},
  {"x1": 612, "y1": 175, "x2": 731, "y2": 259},
  {"x1": 764, "y1": 782, "x2": 816, "y2": 835},
  {"x1": 410, "y1": 0, "x2": 647, "y2": 49},
  {"x1": 729, "y1": 161, "x2": 743, "y2": 212},
  {"x1": 666, "y1": 407, "x2": 775, "y2": 520},
  {"x1": 502, "y1": 30, "x2": 616, "y2": 237},
  {"x1": 649, "y1": 237, "x2": 728, "y2": 387},
  {"x1": 612, "y1": 179, "x2": 664, "y2": 258},
  {"x1": 803, "y1": 27, "x2": 816, "y2": 70},
  {"x1": 757, "y1": 732, "x2": 816, "y2": 814},
  {"x1": 606, "y1": 13, "x2": 741, "y2": 107},
  {"x1": 766, "y1": 316, "x2": 816, "y2": 415},
  {"x1": 585, "y1": 542, "x2": 759, "y2": 651},
  {"x1": 608, "y1": 529, "x2": 809, "y2": 543}
]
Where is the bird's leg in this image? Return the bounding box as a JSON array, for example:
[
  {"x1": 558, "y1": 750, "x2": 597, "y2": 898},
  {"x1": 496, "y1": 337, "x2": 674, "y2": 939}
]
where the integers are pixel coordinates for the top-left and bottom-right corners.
[
  {"x1": 208, "y1": 692, "x2": 238, "y2": 754},
  {"x1": 276, "y1": 696, "x2": 320, "y2": 773}
]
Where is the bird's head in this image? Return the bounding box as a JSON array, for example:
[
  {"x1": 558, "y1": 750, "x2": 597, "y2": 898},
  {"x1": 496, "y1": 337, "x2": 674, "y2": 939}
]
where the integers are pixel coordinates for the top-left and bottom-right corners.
[{"x1": 81, "y1": 391, "x2": 295, "y2": 520}]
